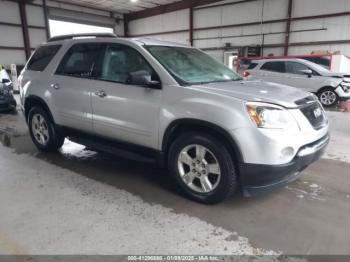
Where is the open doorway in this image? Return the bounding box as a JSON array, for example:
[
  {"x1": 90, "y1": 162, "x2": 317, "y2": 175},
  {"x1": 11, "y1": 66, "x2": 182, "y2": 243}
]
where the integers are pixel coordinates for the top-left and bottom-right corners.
[
  {"x1": 224, "y1": 51, "x2": 239, "y2": 71},
  {"x1": 49, "y1": 19, "x2": 114, "y2": 37}
]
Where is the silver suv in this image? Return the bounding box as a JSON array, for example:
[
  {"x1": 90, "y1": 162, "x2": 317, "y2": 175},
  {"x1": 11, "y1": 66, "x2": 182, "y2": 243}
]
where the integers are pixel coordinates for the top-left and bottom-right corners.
[
  {"x1": 19, "y1": 33, "x2": 329, "y2": 203},
  {"x1": 245, "y1": 58, "x2": 350, "y2": 107}
]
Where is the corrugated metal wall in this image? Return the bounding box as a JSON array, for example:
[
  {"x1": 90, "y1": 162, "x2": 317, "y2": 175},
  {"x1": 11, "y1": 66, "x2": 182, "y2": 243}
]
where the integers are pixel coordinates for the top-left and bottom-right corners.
[
  {"x1": 0, "y1": 0, "x2": 124, "y2": 68},
  {"x1": 128, "y1": 0, "x2": 350, "y2": 62},
  {"x1": 0, "y1": 1, "x2": 27, "y2": 65}
]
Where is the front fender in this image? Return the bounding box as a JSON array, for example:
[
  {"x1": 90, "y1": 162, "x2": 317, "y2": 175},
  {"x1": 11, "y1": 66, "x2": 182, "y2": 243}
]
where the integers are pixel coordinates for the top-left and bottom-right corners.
[
  {"x1": 323, "y1": 78, "x2": 342, "y2": 88},
  {"x1": 159, "y1": 95, "x2": 251, "y2": 149}
]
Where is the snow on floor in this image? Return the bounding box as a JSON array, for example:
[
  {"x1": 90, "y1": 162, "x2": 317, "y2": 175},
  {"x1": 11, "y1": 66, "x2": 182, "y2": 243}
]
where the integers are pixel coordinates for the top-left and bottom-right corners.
[
  {"x1": 0, "y1": 145, "x2": 278, "y2": 256},
  {"x1": 286, "y1": 181, "x2": 325, "y2": 201}
]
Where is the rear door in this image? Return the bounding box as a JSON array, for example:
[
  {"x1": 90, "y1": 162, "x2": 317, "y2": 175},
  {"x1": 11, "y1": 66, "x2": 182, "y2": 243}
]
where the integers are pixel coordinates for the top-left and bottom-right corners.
[
  {"x1": 49, "y1": 43, "x2": 105, "y2": 133},
  {"x1": 253, "y1": 61, "x2": 287, "y2": 84},
  {"x1": 91, "y1": 43, "x2": 161, "y2": 149}
]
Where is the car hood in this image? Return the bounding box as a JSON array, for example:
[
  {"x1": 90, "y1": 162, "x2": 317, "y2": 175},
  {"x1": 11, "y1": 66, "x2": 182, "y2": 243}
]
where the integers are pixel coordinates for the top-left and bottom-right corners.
[
  {"x1": 193, "y1": 80, "x2": 312, "y2": 108},
  {"x1": 321, "y1": 71, "x2": 350, "y2": 78}
]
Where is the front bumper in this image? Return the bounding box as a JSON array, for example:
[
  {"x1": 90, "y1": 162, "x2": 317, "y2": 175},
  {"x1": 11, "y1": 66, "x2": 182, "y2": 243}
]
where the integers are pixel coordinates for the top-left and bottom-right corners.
[
  {"x1": 240, "y1": 134, "x2": 329, "y2": 197},
  {"x1": 335, "y1": 86, "x2": 350, "y2": 101}
]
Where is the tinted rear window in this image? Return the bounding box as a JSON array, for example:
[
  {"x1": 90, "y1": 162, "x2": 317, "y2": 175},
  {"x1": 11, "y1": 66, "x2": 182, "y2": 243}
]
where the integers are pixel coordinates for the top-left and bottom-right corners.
[
  {"x1": 248, "y1": 63, "x2": 258, "y2": 69},
  {"x1": 27, "y1": 45, "x2": 61, "y2": 71},
  {"x1": 56, "y1": 43, "x2": 105, "y2": 78},
  {"x1": 261, "y1": 61, "x2": 285, "y2": 73}
]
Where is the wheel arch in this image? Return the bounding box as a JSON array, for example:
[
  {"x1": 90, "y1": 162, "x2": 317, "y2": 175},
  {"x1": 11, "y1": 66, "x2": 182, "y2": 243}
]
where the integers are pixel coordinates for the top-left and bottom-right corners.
[
  {"x1": 24, "y1": 95, "x2": 55, "y2": 124},
  {"x1": 162, "y1": 119, "x2": 243, "y2": 165},
  {"x1": 317, "y1": 85, "x2": 337, "y2": 94}
]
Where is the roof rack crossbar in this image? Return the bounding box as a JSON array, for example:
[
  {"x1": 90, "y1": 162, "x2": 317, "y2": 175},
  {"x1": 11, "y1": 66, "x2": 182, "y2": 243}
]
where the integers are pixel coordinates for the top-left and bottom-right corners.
[{"x1": 48, "y1": 33, "x2": 117, "y2": 42}]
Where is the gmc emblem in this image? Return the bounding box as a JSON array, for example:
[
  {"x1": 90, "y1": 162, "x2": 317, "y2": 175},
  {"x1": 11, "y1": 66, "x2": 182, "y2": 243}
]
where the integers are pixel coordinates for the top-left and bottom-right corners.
[{"x1": 313, "y1": 107, "x2": 322, "y2": 118}]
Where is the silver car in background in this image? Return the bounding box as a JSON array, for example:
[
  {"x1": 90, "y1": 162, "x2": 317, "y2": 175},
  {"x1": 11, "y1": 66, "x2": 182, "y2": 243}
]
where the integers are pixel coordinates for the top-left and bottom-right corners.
[
  {"x1": 19, "y1": 34, "x2": 329, "y2": 203},
  {"x1": 246, "y1": 58, "x2": 350, "y2": 107}
]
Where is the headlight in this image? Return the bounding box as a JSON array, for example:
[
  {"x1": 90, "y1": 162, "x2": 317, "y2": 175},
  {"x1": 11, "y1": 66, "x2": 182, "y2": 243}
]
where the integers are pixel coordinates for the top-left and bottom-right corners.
[
  {"x1": 341, "y1": 84, "x2": 349, "y2": 92},
  {"x1": 246, "y1": 102, "x2": 299, "y2": 131}
]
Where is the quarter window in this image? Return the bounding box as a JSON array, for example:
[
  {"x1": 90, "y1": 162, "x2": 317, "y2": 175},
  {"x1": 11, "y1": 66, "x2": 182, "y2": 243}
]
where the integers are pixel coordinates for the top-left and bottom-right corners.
[
  {"x1": 261, "y1": 61, "x2": 286, "y2": 73},
  {"x1": 100, "y1": 44, "x2": 157, "y2": 84},
  {"x1": 56, "y1": 43, "x2": 104, "y2": 78},
  {"x1": 27, "y1": 45, "x2": 61, "y2": 72}
]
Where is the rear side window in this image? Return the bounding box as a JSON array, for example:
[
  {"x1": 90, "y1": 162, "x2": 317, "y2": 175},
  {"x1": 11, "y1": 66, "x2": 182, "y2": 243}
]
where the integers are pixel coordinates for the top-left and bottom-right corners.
[
  {"x1": 27, "y1": 45, "x2": 61, "y2": 71},
  {"x1": 247, "y1": 63, "x2": 258, "y2": 70},
  {"x1": 56, "y1": 43, "x2": 105, "y2": 78},
  {"x1": 261, "y1": 61, "x2": 285, "y2": 73}
]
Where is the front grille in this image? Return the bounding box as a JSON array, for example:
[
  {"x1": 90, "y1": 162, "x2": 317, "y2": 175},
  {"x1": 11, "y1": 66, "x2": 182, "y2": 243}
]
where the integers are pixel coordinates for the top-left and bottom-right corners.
[{"x1": 299, "y1": 102, "x2": 327, "y2": 130}]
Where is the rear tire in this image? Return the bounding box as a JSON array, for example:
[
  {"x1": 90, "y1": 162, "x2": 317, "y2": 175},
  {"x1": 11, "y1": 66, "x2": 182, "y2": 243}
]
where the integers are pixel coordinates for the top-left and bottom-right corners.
[
  {"x1": 28, "y1": 106, "x2": 64, "y2": 152},
  {"x1": 168, "y1": 132, "x2": 238, "y2": 204},
  {"x1": 317, "y1": 88, "x2": 339, "y2": 107}
]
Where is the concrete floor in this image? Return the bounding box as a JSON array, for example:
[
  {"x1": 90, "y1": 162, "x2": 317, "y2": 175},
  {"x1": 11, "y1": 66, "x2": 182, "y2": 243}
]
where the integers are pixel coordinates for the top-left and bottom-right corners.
[{"x1": 0, "y1": 101, "x2": 350, "y2": 256}]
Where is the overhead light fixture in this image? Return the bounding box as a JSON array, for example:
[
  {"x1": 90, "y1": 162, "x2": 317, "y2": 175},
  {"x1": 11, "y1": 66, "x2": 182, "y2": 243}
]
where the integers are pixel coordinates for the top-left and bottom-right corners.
[{"x1": 130, "y1": 0, "x2": 138, "y2": 3}]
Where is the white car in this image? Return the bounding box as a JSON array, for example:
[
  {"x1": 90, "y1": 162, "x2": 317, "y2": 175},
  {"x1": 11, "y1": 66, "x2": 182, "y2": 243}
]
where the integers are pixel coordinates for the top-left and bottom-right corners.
[{"x1": 245, "y1": 58, "x2": 350, "y2": 107}]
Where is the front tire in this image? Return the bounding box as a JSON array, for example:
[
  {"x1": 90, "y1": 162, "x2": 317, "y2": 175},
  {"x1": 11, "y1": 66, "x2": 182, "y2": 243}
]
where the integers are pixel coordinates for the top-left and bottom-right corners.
[
  {"x1": 168, "y1": 132, "x2": 238, "y2": 204},
  {"x1": 317, "y1": 88, "x2": 339, "y2": 107},
  {"x1": 28, "y1": 106, "x2": 64, "y2": 151}
]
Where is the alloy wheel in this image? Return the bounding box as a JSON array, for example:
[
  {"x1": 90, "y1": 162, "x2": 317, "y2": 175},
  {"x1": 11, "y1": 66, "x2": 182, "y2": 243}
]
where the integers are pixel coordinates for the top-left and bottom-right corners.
[
  {"x1": 177, "y1": 144, "x2": 221, "y2": 193},
  {"x1": 31, "y1": 113, "x2": 50, "y2": 145},
  {"x1": 320, "y1": 90, "x2": 337, "y2": 106}
]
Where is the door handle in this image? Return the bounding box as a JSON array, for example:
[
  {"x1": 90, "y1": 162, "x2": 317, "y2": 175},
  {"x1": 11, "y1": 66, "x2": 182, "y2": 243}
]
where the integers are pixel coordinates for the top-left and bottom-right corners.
[
  {"x1": 50, "y1": 83, "x2": 60, "y2": 90},
  {"x1": 94, "y1": 90, "x2": 107, "y2": 98}
]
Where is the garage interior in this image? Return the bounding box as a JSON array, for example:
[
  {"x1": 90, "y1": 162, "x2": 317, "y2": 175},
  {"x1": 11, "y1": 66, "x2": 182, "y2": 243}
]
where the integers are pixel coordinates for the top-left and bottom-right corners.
[
  {"x1": 1, "y1": 0, "x2": 350, "y2": 259},
  {"x1": 3, "y1": 0, "x2": 350, "y2": 68}
]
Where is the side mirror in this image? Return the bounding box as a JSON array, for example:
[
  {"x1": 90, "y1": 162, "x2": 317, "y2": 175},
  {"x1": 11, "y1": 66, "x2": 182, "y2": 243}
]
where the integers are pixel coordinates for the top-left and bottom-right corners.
[
  {"x1": 2, "y1": 78, "x2": 10, "y2": 84},
  {"x1": 301, "y1": 69, "x2": 313, "y2": 78},
  {"x1": 128, "y1": 70, "x2": 161, "y2": 89}
]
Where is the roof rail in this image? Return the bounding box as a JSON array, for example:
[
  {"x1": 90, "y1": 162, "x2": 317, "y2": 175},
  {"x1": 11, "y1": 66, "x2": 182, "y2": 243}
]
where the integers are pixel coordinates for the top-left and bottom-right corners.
[{"x1": 48, "y1": 33, "x2": 117, "y2": 42}]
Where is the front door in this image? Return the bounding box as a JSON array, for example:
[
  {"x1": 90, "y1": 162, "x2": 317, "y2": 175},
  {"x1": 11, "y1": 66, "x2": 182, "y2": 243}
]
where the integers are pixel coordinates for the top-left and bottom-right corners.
[
  {"x1": 284, "y1": 61, "x2": 325, "y2": 92},
  {"x1": 91, "y1": 43, "x2": 161, "y2": 149}
]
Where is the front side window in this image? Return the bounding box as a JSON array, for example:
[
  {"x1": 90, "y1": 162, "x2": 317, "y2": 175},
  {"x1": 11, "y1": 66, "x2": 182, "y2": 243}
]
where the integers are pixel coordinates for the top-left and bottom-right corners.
[
  {"x1": 285, "y1": 62, "x2": 311, "y2": 75},
  {"x1": 100, "y1": 44, "x2": 157, "y2": 84},
  {"x1": 261, "y1": 61, "x2": 286, "y2": 73},
  {"x1": 56, "y1": 43, "x2": 104, "y2": 78},
  {"x1": 27, "y1": 45, "x2": 61, "y2": 72},
  {"x1": 145, "y1": 46, "x2": 241, "y2": 85}
]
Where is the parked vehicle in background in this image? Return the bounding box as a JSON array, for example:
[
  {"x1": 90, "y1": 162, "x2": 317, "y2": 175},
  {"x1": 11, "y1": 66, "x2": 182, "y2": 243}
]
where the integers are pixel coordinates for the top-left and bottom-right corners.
[
  {"x1": 245, "y1": 58, "x2": 350, "y2": 107},
  {"x1": 19, "y1": 34, "x2": 329, "y2": 203},
  {"x1": 0, "y1": 66, "x2": 12, "y2": 85},
  {"x1": 0, "y1": 78, "x2": 17, "y2": 112},
  {"x1": 238, "y1": 54, "x2": 350, "y2": 73}
]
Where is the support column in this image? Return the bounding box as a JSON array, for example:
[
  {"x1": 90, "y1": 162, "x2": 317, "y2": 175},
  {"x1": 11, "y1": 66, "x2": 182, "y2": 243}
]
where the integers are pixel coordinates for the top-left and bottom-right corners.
[
  {"x1": 123, "y1": 14, "x2": 129, "y2": 37},
  {"x1": 284, "y1": 0, "x2": 293, "y2": 55},
  {"x1": 42, "y1": 0, "x2": 50, "y2": 39},
  {"x1": 189, "y1": 7, "x2": 194, "y2": 46},
  {"x1": 18, "y1": 1, "x2": 31, "y2": 59}
]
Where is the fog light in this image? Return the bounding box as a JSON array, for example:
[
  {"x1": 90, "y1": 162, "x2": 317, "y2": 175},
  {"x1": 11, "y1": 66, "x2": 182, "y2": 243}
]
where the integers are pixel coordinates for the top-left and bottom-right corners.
[{"x1": 281, "y1": 147, "x2": 294, "y2": 159}]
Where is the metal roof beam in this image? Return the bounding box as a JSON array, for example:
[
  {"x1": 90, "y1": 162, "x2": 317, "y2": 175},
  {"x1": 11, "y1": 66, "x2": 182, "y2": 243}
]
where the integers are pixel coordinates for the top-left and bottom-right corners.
[{"x1": 127, "y1": 0, "x2": 225, "y2": 21}]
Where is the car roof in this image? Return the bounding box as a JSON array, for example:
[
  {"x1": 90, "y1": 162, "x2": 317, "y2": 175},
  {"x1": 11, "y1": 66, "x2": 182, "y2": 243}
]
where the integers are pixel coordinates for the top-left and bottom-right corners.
[
  {"x1": 44, "y1": 34, "x2": 190, "y2": 48},
  {"x1": 253, "y1": 58, "x2": 308, "y2": 63}
]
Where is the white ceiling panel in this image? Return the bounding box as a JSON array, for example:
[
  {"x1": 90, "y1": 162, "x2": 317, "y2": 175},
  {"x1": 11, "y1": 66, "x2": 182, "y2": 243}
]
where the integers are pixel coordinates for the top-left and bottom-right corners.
[{"x1": 52, "y1": 0, "x2": 182, "y2": 14}]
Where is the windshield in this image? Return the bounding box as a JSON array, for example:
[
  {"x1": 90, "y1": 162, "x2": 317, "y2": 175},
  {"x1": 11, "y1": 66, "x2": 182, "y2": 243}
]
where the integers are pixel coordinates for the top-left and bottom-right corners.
[{"x1": 145, "y1": 45, "x2": 242, "y2": 85}]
